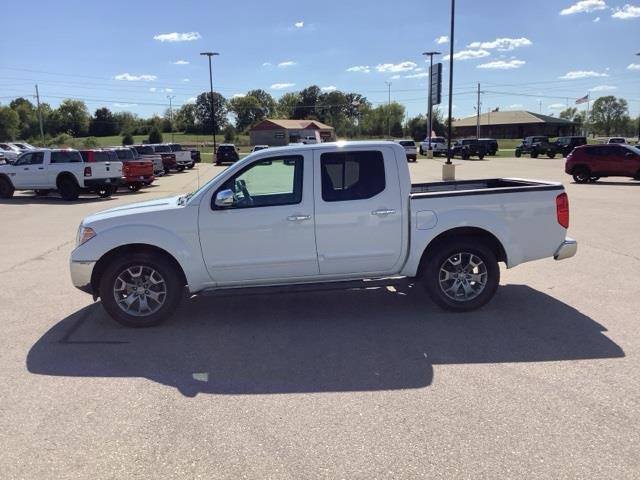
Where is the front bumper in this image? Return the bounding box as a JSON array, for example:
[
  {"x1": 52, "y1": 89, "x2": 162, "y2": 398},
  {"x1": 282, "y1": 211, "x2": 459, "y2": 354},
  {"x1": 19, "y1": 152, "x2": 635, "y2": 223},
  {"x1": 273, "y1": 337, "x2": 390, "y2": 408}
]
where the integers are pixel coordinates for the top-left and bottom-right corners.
[
  {"x1": 554, "y1": 238, "x2": 578, "y2": 261},
  {"x1": 70, "y1": 260, "x2": 96, "y2": 294}
]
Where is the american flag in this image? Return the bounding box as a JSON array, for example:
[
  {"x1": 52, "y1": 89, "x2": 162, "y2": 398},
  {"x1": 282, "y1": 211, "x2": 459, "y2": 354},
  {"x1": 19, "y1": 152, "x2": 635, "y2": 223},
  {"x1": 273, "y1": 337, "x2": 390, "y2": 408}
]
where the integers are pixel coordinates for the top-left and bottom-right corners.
[{"x1": 575, "y1": 94, "x2": 589, "y2": 105}]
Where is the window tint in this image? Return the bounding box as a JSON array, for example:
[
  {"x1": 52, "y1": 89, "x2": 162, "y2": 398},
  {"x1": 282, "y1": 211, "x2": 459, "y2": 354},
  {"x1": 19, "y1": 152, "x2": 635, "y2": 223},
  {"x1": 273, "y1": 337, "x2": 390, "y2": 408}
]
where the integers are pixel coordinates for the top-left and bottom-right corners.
[
  {"x1": 115, "y1": 149, "x2": 134, "y2": 160},
  {"x1": 15, "y1": 153, "x2": 32, "y2": 165},
  {"x1": 51, "y1": 151, "x2": 82, "y2": 163},
  {"x1": 153, "y1": 145, "x2": 170, "y2": 153},
  {"x1": 215, "y1": 155, "x2": 303, "y2": 209},
  {"x1": 320, "y1": 151, "x2": 385, "y2": 202},
  {"x1": 169, "y1": 144, "x2": 182, "y2": 151},
  {"x1": 399, "y1": 141, "x2": 415, "y2": 147}
]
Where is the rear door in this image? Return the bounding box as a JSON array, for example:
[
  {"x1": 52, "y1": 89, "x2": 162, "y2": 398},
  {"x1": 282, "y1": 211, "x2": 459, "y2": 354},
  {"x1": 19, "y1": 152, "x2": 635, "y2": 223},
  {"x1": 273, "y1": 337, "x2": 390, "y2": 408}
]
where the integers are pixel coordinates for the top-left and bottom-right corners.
[{"x1": 313, "y1": 147, "x2": 403, "y2": 276}]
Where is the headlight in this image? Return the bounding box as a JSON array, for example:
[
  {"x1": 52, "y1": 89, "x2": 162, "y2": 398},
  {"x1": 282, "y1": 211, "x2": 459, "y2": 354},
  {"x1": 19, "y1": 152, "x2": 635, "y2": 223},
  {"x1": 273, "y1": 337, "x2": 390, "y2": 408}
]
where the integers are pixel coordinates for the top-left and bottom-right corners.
[{"x1": 76, "y1": 225, "x2": 96, "y2": 246}]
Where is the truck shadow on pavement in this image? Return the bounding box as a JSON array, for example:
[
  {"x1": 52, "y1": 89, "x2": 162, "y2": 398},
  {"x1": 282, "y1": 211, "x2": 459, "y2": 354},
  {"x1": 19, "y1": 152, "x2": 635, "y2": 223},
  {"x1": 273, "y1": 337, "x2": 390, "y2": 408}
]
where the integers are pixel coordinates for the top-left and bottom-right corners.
[{"x1": 27, "y1": 284, "x2": 624, "y2": 397}]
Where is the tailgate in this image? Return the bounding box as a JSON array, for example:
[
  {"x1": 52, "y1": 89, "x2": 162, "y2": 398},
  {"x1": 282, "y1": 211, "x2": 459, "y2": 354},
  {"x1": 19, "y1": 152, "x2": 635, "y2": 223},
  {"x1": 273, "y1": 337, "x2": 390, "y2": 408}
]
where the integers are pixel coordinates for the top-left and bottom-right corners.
[
  {"x1": 89, "y1": 161, "x2": 123, "y2": 178},
  {"x1": 124, "y1": 160, "x2": 153, "y2": 176}
]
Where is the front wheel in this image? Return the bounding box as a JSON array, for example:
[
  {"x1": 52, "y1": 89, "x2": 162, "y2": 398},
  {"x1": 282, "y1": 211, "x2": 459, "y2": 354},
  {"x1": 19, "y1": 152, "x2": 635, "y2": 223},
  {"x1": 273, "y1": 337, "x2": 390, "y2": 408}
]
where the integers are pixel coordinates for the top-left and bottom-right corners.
[
  {"x1": 0, "y1": 177, "x2": 15, "y2": 198},
  {"x1": 99, "y1": 253, "x2": 184, "y2": 327},
  {"x1": 515, "y1": 150, "x2": 521, "y2": 158},
  {"x1": 422, "y1": 240, "x2": 500, "y2": 312},
  {"x1": 58, "y1": 177, "x2": 80, "y2": 201},
  {"x1": 531, "y1": 151, "x2": 539, "y2": 159}
]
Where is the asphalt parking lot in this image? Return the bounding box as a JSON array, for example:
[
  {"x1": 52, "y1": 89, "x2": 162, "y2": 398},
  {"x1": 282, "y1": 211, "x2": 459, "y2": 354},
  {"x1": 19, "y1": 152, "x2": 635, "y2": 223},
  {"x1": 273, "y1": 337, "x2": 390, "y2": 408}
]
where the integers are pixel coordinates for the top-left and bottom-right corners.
[{"x1": 1, "y1": 156, "x2": 639, "y2": 479}]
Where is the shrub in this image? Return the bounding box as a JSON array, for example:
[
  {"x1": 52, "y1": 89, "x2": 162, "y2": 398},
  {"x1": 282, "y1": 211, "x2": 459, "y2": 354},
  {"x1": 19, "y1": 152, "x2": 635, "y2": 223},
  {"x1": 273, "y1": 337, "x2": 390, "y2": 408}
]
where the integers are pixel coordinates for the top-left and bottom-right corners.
[
  {"x1": 82, "y1": 137, "x2": 100, "y2": 148},
  {"x1": 148, "y1": 127, "x2": 163, "y2": 144},
  {"x1": 47, "y1": 133, "x2": 77, "y2": 149},
  {"x1": 223, "y1": 125, "x2": 236, "y2": 143},
  {"x1": 122, "y1": 132, "x2": 134, "y2": 145}
]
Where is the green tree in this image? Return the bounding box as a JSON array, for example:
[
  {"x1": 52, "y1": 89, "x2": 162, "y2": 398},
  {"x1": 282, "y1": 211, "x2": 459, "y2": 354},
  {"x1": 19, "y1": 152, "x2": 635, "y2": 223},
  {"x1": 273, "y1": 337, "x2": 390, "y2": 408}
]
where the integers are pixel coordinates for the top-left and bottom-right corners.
[
  {"x1": 82, "y1": 137, "x2": 100, "y2": 148},
  {"x1": 589, "y1": 96, "x2": 629, "y2": 136},
  {"x1": 122, "y1": 132, "x2": 134, "y2": 145},
  {"x1": 50, "y1": 99, "x2": 90, "y2": 136},
  {"x1": 89, "y1": 107, "x2": 119, "y2": 137},
  {"x1": 293, "y1": 85, "x2": 321, "y2": 119},
  {"x1": 148, "y1": 126, "x2": 163, "y2": 144},
  {"x1": 195, "y1": 91, "x2": 228, "y2": 134},
  {"x1": 113, "y1": 111, "x2": 139, "y2": 134},
  {"x1": 276, "y1": 92, "x2": 300, "y2": 118},
  {"x1": 9, "y1": 97, "x2": 39, "y2": 139},
  {"x1": 223, "y1": 125, "x2": 236, "y2": 143},
  {"x1": 174, "y1": 103, "x2": 197, "y2": 133},
  {"x1": 229, "y1": 95, "x2": 264, "y2": 132},
  {"x1": 246, "y1": 89, "x2": 276, "y2": 118},
  {"x1": 0, "y1": 106, "x2": 20, "y2": 141}
]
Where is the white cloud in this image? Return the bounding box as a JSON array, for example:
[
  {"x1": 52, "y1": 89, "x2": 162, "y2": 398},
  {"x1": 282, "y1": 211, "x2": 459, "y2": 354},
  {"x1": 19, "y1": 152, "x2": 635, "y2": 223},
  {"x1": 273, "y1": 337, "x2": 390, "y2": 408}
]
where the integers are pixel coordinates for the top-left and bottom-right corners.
[
  {"x1": 271, "y1": 83, "x2": 296, "y2": 90},
  {"x1": 468, "y1": 37, "x2": 532, "y2": 51},
  {"x1": 443, "y1": 49, "x2": 491, "y2": 61},
  {"x1": 115, "y1": 73, "x2": 157, "y2": 82},
  {"x1": 278, "y1": 61, "x2": 297, "y2": 68},
  {"x1": 187, "y1": 97, "x2": 197, "y2": 103},
  {"x1": 507, "y1": 103, "x2": 524, "y2": 109},
  {"x1": 172, "y1": 60, "x2": 189, "y2": 65},
  {"x1": 262, "y1": 62, "x2": 273, "y2": 67},
  {"x1": 593, "y1": 16, "x2": 601, "y2": 21},
  {"x1": 477, "y1": 59, "x2": 526, "y2": 69},
  {"x1": 320, "y1": 85, "x2": 337, "y2": 92},
  {"x1": 612, "y1": 4, "x2": 640, "y2": 18},
  {"x1": 164, "y1": 88, "x2": 173, "y2": 93},
  {"x1": 346, "y1": 65, "x2": 371, "y2": 73},
  {"x1": 589, "y1": 85, "x2": 617, "y2": 91},
  {"x1": 153, "y1": 32, "x2": 201, "y2": 42},
  {"x1": 232, "y1": 93, "x2": 245, "y2": 98},
  {"x1": 182, "y1": 78, "x2": 190, "y2": 82},
  {"x1": 404, "y1": 72, "x2": 429, "y2": 79},
  {"x1": 113, "y1": 103, "x2": 137, "y2": 108},
  {"x1": 390, "y1": 74, "x2": 401, "y2": 79},
  {"x1": 295, "y1": 21, "x2": 304, "y2": 28},
  {"x1": 559, "y1": 70, "x2": 609, "y2": 79},
  {"x1": 628, "y1": 63, "x2": 640, "y2": 70},
  {"x1": 548, "y1": 103, "x2": 566, "y2": 109},
  {"x1": 435, "y1": 35, "x2": 449, "y2": 44},
  {"x1": 149, "y1": 87, "x2": 157, "y2": 92},
  {"x1": 560, "y1": 0, "x2": 608, "y2": 15},
  {"x1": 376, "y1": 61, "x2": 418, "y2": 72}
]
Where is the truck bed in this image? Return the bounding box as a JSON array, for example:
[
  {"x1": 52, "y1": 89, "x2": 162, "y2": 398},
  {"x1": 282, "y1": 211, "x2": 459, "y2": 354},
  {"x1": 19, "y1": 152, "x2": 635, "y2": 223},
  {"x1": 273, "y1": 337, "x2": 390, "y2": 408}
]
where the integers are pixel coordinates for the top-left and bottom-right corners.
[{"x1": 410, "y1": 178, "x2": 563, "y2": 198}]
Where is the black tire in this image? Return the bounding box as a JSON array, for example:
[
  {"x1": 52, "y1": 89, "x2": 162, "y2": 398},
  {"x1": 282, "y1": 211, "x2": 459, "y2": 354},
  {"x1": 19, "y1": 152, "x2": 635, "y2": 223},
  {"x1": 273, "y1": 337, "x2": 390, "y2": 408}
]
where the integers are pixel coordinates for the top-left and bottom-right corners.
[
  {"x1": 478, "y1": 153, "x2": 485, "y2": 160},
  {"x1": 187, "y1": 163, "x2": 194, "y2": 169},
  {"x1": 127, "y1": 183, "x2": 141, "y2": 192},
  {"x1": 547, "y1": 152, "x2": 556, "y2": 159},
  {"x1": 572, "y1": 166, "x2": 591, "y2": 183},
  {"x1": 176, "y1": 166, "x2": 185, "y2": 172},
  {"x1": 515, "y1": 150, "x2": 521, "y2": 158},
  {"x1": 531, "y1": 151, "x2": 539, "y2": 159},
  {"x1": 0, "y1": 177, "x2": 15, "y2": 199},
  {"x1": 164, "y1": 167, "x2": 171, "y2": 175},
  {"x1": 215, "y1": 161, "x2": 222, "y2": 166},
  {"x1": 98, "y1": 185, "x2": 114, "y2": 198},
  {"x1": 99, "y1": 252, "x2": 184, "y2": 327},
  {"x1": 419, "y1": 148, "x2": 425, "y2": 155},
  {"x1": 422, "y1": 240, "x2": 500, "y2": 312},
  {"x1": 58, "y1": 176, "x2": 80, "y2": 201},
  {"x1": 462, "y1": 151, "x2": 470, "y2": 160},
  {"x1": 589, "y1": 176, "x2": 600, "y2": 182}
]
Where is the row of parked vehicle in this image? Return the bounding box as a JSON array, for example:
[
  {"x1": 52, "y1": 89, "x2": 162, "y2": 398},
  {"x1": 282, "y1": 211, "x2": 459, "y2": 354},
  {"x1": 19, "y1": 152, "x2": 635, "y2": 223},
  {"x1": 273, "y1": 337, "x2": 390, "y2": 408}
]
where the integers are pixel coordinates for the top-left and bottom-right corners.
[{"x1": 0, "y1": 143, "x2": 201, "y2": 200}]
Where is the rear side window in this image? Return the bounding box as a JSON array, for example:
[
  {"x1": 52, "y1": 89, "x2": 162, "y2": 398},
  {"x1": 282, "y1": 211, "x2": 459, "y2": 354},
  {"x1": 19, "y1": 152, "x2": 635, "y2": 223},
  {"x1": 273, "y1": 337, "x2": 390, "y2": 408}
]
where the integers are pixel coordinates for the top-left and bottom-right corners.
[
  {"x1": 399, "y1": 141, "x2": 415, "y2": 147},
  {"x1": 169, "y1": 144, "x2": 182, "y2": 151},
  {"x1": 115, "y1": 149, "x2": 134, "y2": 160},
  {"x1": 154, "y1": 145, "x2": 170, "y2": 153},
  {"x1": 51, "y1": 151, "x2": 82, "y2": 163},
  {"x1": 320, "y1": 151, "x2": 385, "y2": 202}
]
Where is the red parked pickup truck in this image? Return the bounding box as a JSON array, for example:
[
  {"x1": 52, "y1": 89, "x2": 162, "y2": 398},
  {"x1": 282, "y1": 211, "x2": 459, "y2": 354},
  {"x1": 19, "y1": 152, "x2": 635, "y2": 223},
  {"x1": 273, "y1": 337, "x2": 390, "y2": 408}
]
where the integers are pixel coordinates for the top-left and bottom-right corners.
[{"x1": 565, "y1": 144, "x2": 640, "y2": 183}]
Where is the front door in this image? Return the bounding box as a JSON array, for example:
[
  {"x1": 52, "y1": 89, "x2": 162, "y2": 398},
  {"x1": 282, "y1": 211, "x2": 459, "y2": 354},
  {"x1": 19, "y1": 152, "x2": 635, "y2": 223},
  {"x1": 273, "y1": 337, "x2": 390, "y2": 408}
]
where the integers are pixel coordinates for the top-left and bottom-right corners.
[
  {"x1": 198, "y1": 152, "x2": 319, "y2": 285},
  {"x1": 313, "y1": 147, "x2": 403, "y2": 276},
  {"x1": 11, "y1": 152, "x2": 47, "y2": 188}
]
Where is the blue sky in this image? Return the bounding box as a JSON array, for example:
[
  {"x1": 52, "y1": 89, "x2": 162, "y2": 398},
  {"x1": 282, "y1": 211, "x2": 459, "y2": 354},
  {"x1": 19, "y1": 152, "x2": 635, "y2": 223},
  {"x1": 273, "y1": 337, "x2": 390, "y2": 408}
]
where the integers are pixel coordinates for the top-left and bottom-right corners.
[{"x1": 1, "y1": 0, "x2": 639, "y2": 121}]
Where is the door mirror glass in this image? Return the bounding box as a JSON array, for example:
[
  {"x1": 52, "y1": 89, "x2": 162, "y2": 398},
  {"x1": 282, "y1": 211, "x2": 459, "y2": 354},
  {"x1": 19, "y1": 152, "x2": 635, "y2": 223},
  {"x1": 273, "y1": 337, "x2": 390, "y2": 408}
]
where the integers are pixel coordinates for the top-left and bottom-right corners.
[{"x1": 215, "y1": 189, "x2": 235, "y2": 207}]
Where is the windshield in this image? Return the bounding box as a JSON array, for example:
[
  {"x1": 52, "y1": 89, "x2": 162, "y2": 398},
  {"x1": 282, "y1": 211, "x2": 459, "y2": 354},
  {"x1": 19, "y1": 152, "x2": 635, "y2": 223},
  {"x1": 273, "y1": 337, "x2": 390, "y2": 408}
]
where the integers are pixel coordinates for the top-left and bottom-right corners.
[
  {"x1": 399, "y1": 141, "x2": 415, "y2": 146},
  {"x1": 169, "y1": 144, "x2": 182, "y2": 151}
]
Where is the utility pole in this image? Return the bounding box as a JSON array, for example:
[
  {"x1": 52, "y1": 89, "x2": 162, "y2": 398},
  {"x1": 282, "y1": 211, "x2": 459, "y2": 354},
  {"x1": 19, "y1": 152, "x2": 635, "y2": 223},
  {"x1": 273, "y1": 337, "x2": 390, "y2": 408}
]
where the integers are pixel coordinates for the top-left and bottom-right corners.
[
  {"x1": 422, "y1": 51, "x2": 441, "y2": 156},
  {"x1": 476, "y1": 83, "x2": 481, "y2": 139},
  {"x1": 385, "y1": 81, "x2": 392, "y2": 138},
  {"x1": 34, "y1": 84, "x2": 44, "y2": 145},
  {"x1": 445, "y1": 0, "x2": 455, "y2": 168},
  {"x1": 636, "y1": 53, "x2": 640, "y2": 142},
  {"x1": 167, "y1": 95, "x2": 176, "y2": 142},
  {"x1": 200, "y1": 52, "x2": 220, "y2": 153}
]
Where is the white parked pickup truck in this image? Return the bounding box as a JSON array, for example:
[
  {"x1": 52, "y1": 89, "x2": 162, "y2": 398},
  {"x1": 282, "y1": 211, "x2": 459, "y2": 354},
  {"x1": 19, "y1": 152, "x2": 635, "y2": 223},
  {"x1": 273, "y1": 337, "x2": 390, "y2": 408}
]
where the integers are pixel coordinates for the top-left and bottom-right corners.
[
  {"x1": 0, "y1": 149, "x2": 122, "y2": 200},
  {"x1": 70, "y1": 141, "x2": 577, "y2": 327}
]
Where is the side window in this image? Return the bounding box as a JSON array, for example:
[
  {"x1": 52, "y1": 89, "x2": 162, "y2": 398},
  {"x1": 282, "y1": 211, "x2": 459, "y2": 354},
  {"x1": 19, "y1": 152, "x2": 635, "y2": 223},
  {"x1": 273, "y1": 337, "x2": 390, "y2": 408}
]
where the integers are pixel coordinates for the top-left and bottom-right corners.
[
  {"x1": 30, "y1": 152, "x2": 44, "y2": 164},
  {"x1": 214, "y1": 155, "x2": 303, "y2": 209},
  {"x1": 51, "y1": 151, "x2": 82, "y2": 163},
  {"x1": 320, "y1": 150, "x2": 385, "y2": 202},
  {"x1": 14, "y1": 153, "x2": 32, "y2": 166}
]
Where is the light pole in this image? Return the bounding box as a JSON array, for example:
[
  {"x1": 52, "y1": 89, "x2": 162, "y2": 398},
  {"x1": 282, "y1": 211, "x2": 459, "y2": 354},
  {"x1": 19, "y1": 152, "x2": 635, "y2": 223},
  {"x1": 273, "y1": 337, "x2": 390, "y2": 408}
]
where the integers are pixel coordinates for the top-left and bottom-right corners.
[
  {"x1": 200, "y1": 52, "x2": 219, "y2": 153},
  {"x1": 636, "y1": 52, "x2": 640, "y2": 142},
  {"x1": 166, "y1": 95, "x2": 175, "y2": 142},
  {"x1": 422, "y1": 51, "x2": 441, "y2": 155},
  {"x1": 385, "y1": 81, "x2": 392, "y2": 138},
  {"x1": 445, "y1": 0, "x2": 455, "y2": 169}
]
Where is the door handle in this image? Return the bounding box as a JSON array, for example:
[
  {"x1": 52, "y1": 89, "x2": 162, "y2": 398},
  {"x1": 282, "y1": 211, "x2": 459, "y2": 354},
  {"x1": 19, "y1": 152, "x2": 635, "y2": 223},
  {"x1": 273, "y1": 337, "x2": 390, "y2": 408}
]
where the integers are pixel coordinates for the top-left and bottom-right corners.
[
  {"x1": 23, "y1": 167, "x2": 29, "y2": 171},
  {"x1": 372, "y1": 209, "x2": 396, "y2": 216},
  {"x1": 38, "y1": 167, "x2": 44, "y2": 170},
  {"x1": 287, "y1": 214, "x2": 311, "y2": 222}
]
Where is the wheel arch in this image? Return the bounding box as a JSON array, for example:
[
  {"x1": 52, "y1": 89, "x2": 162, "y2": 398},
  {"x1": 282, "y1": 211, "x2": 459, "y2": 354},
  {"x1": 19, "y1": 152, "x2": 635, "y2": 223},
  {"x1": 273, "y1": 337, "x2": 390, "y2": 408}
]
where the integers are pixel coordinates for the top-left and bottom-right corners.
[
  {"x1": 56, "y1": 171, "x2": 78, "y2": 187},
  {"x1": 416, "y1": 227, "x2": 507, "y2": 277},
  {"x1": 90, "y1": 243, "x2": 188, "y2": 297}
]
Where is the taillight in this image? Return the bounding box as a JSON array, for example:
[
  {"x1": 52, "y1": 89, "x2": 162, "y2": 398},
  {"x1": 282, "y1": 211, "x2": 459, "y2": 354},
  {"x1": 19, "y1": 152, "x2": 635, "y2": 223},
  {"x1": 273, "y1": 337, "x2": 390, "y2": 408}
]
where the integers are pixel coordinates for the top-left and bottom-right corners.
[
  {"x1": 556, "y1": 192, "x2": 569, "y2": 228},
  {"x1": 84, "y1": 166, "x2": 92, "y2": 177}
]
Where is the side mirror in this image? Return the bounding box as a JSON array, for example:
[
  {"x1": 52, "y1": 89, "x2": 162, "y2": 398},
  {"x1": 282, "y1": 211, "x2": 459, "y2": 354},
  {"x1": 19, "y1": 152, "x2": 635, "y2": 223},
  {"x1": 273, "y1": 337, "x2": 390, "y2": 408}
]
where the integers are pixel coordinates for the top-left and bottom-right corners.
[
  {"x1": 215, "y1": 189, "x2": 235, "y2": 207},
  {"x1": 625, "y1": 152, "x2": 634, "y2": 158}
]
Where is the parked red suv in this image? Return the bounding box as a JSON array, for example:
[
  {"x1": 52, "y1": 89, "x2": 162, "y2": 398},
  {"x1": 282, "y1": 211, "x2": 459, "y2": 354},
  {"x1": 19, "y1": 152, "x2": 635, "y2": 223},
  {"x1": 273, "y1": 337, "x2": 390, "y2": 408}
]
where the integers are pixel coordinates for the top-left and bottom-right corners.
[{"x1": 565, "y1": 144, "x2": 640, "y2": 183}]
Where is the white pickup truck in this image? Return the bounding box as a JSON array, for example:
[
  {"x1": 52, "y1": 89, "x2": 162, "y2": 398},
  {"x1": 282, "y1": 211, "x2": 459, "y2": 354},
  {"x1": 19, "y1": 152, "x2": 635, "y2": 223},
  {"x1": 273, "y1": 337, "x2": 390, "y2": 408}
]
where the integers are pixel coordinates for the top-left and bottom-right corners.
[
  {"x1": 0, "y1": 149, "x2": 123, "y2": 200},
  {"x1": 70, "y1": 141, "x2": 577, "y2": 327}
]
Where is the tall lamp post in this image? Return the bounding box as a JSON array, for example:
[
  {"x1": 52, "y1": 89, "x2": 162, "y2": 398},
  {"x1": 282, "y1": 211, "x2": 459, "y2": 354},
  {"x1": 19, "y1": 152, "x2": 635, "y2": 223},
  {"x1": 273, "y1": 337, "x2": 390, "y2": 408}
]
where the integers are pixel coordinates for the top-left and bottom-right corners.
[
  {"x1": 166, "y1": 94, "x2": 175, "y2": 142},
  {"x1": 385, "y1": 81, "x2": 392, "y2": 138},
  {"x1": 636, "y1": 52, "x2": 640, "y2": 142},
  {"x1": 445, "y1": 0, "x2": 456, "y2": 170},
  {"x1": 422, "y1": 51, "x2": 441, "y2": 158},
  {"x1": 200, "y1": 52, "x2": 219, "y2": 153}
]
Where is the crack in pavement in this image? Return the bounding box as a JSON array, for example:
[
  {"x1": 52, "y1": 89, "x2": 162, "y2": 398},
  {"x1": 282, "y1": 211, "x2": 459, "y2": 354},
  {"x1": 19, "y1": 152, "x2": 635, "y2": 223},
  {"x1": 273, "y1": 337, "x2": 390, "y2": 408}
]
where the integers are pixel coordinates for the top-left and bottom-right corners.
[{"x1": 0, "y1": 240, "x2": 75, "y2": 274}]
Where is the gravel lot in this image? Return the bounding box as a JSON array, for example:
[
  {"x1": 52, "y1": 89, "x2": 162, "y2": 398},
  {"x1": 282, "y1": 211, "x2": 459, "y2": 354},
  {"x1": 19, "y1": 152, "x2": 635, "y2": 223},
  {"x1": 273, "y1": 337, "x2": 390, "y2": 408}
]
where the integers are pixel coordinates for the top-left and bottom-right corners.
[{"x1": 1, "y1": 156, "x2": 638, "y2": 479}]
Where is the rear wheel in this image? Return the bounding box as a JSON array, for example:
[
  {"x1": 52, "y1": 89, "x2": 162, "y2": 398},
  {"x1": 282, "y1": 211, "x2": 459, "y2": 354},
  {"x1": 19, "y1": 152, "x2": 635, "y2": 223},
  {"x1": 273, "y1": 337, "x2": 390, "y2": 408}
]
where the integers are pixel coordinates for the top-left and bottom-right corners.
[
  {"x1": 99, "y1": 252, "x2": 184, "y2": 327},
  {"x1": 462, "y1": 151, "x2": 470, "y2": 160},
  {"x1": 547, "y1": 152, "x2": 556, "y2": 159},
  {"x1": 422, "y1": 240, "x2": 500, "y2": 312},
  {"x1": 0, "y1": 177, "x2": 15, "y2": 199},
  {"x1": 97, "y1": 185, "x2": 114, "y2": 198},
  {"x1": 515, "y1": 150, "x2": 521, "y2": 158},
  {"x1": 176, "y1": 166, "x2": 185, "y2": 172},
  {"x1": 58, "y1": 176, "x2": 80, "y2": 201},
  {"x1": 589, "y1": 177, "x2": 600, "y2": 182},
  {"x1": 128, "y1": 183, "x2": 141, "y2": 192},
  {"x1": 164, "y1": 167, "x2": 171, "y2": 175},
  {"x1": 531, "y1": 151, "x2": 539, "y2": 159},
  {"x1": 572, "y1": 167, "x2": 591, "y2": 183}
]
